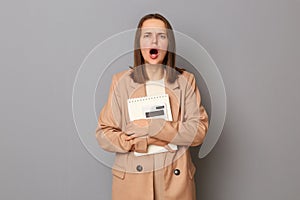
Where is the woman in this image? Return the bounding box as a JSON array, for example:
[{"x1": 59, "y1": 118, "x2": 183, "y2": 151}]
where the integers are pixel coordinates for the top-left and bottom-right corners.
[{"x1": 96, "y1": 13, "x2": 209, "y2": 200}]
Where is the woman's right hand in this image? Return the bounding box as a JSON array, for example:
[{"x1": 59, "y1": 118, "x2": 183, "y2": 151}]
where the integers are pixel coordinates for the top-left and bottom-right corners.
[{"x1": 124, "y1": 120, "x2": 149, "y2": 141}]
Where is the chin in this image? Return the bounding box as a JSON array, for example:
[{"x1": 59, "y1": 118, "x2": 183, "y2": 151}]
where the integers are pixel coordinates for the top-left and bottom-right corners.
[
  {"x1": 144, "y1": 58, "x2": 165, "y2": 65},
  {"x1": 146, "y1": 61, "x2": 162, "y2": 65}
]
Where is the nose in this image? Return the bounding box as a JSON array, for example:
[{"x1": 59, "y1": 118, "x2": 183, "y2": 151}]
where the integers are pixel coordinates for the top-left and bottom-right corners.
[{"x1": 151, "y1": 34, "x2": 158, "y2": 44}]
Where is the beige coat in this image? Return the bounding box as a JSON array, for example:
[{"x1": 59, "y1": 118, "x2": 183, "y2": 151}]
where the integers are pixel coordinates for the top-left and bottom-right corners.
[{"x1": 96, "y1": 69, "x2": 209, "y2": 200}]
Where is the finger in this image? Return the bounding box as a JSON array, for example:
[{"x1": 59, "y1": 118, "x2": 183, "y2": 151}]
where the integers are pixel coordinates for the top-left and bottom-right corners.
[
  {"x1": 125, "y1": 134, "x2": 136, "y2": 141},
  {"x1": 164, "y1": 145, "x2": 176, "y2": 153},
  {"x1": 125, "y1": 130, "x2": 134, "y2": 136},
  {"x1": 125, "y1": 136, "x2": 132, "y2": 141}
]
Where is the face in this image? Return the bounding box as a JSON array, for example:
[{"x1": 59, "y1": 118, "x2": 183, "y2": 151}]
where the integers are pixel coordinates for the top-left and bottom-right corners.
[{"x1": 139, "y1": 19, "x2": 168, "y2": 65}]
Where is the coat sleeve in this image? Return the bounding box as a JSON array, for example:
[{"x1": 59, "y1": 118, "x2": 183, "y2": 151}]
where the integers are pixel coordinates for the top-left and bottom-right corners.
[
  {"x1": 147, "y1": 73, "x2": 209, "y2": 147},
  {"x1": 95, "y1": 74, "x2": 148, "y2": 153}
]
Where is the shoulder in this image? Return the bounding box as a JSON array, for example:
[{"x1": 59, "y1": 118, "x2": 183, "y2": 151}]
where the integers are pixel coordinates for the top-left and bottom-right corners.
[
  {"x1": 180, "y1": 70, "x2": 195, "y2": 79},
  {"x1": 112, "y1": 69, "x2": 132, "y2": 80},
  {"x1": 178, "y1": 70, "x2": 196, "y2": 85},
  {"x1": 111, "y1": 69, "x2": 133, "y2": 83}
]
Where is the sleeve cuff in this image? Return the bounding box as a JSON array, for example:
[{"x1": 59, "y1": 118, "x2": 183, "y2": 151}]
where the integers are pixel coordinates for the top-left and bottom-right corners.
[{"x1": 134, "y1": 137, "x2": 148, "y2": 153}]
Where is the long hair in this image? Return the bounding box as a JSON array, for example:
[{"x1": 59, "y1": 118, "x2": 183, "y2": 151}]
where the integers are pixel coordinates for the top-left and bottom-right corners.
[{"x1": 130, "y1": 13, "x2": 185, "y2": 83}]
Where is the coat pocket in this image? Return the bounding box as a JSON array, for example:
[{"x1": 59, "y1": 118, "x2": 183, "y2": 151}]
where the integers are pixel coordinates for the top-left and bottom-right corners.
[{"x1": 112, "y1": 169, "x2": 125, "y2": 180}]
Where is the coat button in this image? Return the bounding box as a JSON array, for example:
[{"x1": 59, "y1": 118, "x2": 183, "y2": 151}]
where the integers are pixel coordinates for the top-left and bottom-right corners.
[
  {"x1": 174, "y1": 169, "x2": 180, "y2": 176},
  {"x1": 136, "y1": 165, "x2": 143, "y2": 172}
]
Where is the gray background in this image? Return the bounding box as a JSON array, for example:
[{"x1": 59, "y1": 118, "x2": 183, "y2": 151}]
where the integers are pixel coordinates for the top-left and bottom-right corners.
[{"x1": 1, "y1": 0, "x2": 299, "y2": 199}]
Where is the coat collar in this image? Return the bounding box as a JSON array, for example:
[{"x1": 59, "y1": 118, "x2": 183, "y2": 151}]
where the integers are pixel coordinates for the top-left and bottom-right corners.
[{"x1": 128, "y1": 70, "x2": 180, "y2": 91}]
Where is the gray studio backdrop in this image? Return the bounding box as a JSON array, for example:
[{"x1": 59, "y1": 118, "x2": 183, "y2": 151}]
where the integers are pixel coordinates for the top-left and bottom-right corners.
[{"x1": 1, "y1": 0, "x2": 299, "y2": 200}]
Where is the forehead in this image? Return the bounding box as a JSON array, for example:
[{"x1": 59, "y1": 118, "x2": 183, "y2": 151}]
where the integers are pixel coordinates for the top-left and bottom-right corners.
[{"x1": 140, "y1": 19, "x2": 167, "y2": 33}]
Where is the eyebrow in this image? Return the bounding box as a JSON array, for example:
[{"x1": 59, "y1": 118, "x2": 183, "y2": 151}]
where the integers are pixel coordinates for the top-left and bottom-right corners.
[{"x1": 142, "y1": 31, "x2": 166, "y2": 34}]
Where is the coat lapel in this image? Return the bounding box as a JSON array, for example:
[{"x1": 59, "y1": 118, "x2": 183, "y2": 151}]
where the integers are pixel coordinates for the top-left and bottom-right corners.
[
  {"x1": 165, "y1": 78, "x2": 181, "y2": 121},
  {"x1": 127, "y1": 76, "x2": 147, "y2": 98}
]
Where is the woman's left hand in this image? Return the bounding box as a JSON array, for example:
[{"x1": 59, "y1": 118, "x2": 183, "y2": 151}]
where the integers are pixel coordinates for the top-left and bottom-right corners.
[{"x1": 125, "y1": 119, "x2": 149, "y2": 141}]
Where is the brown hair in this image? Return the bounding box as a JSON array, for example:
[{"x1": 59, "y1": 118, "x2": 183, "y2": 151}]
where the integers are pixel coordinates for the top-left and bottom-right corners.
[{"x1": 130, "y1": 13, "x2": 185, "y2": 83}]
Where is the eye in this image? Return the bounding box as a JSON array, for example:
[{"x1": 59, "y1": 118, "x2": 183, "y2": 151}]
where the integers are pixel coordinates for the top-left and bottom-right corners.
[
  {"x1": 160, "y1": 34, "x2": 167, "y2": 39},
  {"x1": 143, "y1": 34, "x2": 150, "y2": 38}
]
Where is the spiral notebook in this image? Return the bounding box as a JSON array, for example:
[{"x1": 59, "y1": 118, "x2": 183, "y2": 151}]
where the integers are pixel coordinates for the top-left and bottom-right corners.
[
  {"x1": 127, "y1": 94, "x2": 173, "y2": 122},
  {"x1": 127, "y1": 94, "x2": 177, "y2": 156}
]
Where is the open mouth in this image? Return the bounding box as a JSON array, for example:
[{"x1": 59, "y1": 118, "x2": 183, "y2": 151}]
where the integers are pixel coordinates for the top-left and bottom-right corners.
[{"x1": 149, "y1": 48, "x2": 159, "y2": 59}]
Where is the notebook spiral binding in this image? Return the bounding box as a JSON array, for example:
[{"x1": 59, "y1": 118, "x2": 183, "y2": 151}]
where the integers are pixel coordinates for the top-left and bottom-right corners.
[{"x1": 127, "y1": 94, "x2": 168, "y2": 103}]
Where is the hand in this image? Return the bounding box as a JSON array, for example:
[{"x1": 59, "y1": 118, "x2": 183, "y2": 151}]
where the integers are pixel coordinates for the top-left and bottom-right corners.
[
  {"x1": 163, "y1": 144, "x2": 176, "y2": 153},
  {"x1": 125, "y1": 119, "x2": 149, "y2": 141}
]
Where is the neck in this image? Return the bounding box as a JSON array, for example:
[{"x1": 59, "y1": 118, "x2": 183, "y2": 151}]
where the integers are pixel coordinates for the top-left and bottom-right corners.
[{"x1": 145, "y1": 64, "x2": 165, "y2": 81}]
